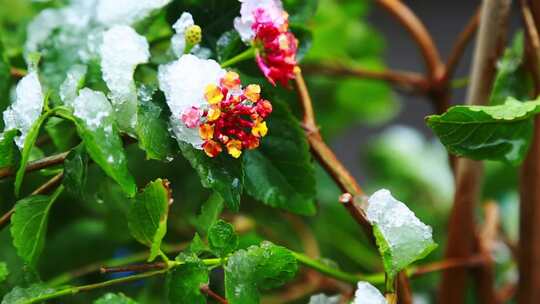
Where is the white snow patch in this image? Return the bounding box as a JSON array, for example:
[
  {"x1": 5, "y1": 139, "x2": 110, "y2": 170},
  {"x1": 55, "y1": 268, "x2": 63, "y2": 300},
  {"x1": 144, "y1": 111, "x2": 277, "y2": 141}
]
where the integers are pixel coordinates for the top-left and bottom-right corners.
[
  {"x1": 73, "y1": 88, "x2": 114, "y2": 131},
  {"x1": 96, "y1": 0, "x2": 171, "y2": 25},
  {"x1": 2, "y1": 72, "x2": 44, "y2": 149},
  {"x1": 158, "y1": 54, "x2": 225, "y2": 147},
  {"x1": 60, "y1": 64, "x2": 87, "y2": 107},
  {"x1": 352, "y1": 282, "x2": 386, "y2": 304}
]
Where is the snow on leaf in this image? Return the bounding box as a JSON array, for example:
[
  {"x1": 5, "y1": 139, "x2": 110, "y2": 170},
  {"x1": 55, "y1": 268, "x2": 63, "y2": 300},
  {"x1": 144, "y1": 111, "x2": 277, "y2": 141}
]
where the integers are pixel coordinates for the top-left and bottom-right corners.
[
  {"x1": 73, "y1": 88, "x2": 114, "y2": 131},
  {"x1": 96, "y1": 0, "x2": 172, "y2": 26},
  {"x1": 352, "y1": 282, "x2": 386, "y2": 304},
  {"x1": 2, "y1": 71, "x2": 44, "y2": 149},
  {"x1": 60, "y1": 64, "x2": 87, "y2": 107},
  {"x1": 308, "y1": 294, "x2": 341, "y2": 304},
  {"x1": 100, "y1": 25, "x2": 149, "y2": 132},
  {"x1": 367, "y1": 189, "x2": 437, "y2": 278},
  {"x1": 158, "y1": 54, "x2": 225, "y2": 148}
]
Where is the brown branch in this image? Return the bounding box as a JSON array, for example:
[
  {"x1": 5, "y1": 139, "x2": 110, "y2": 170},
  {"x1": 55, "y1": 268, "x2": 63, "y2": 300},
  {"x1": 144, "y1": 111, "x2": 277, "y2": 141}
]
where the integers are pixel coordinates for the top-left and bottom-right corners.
[
  {"x1": 294, "y1": 69, "x2": 412, "y2": 302},
  {"x1": 518, "y1": 2, "x2": 540, "y2": 304},
  {"x1": 0, "y1": 151, "x2": 69, "y2": 179},
  {"x1": 442, "y1": 7, "x2": 481, "y2": 84},
  {"x1": 375, "y1": 0, "x2": 444, "y2": 80},
  {"x1": 100, "y1": 262, "x2": 167, "y2": 274},
  {"x1": 301, "y1": 63, "x2": 429, "y2": 93},
  {"x1": 413, "y1": 255, "x2": 486, "y2": 276},
  {"x1": 0, "y1": 171, "x2": 64, "y2": 230},
  {"x1": 200, "y1": 285, "x2": 228, "y2": 304},
  {"x1": 10, "y1": 67, "x2": 27, "y2": 79},
  {"x1": 438, "y1": 1, "x2": 511, "y2": 303}
]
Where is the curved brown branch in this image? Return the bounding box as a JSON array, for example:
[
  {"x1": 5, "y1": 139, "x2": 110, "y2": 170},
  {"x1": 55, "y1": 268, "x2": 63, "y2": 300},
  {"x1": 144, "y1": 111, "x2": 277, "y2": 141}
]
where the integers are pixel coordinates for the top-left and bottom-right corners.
[
  {"x1": 0, "y1": 151, "x2": 69, "y2": 179},
  {"x1": 301, "y1": 63, "x2": 429, "y2": 93},
  {"x1": 201, "y1": 285, "x2": 228, "y2": 304},
  {"x1": 0, "y1": 171, "x2": 64, "y2": 230},
  {"x1": 442, "y1": 8, "x2": 481, "y2": 84},
  {"x1": 375, "y1": 0, "x2": 444, "y2": 80}
]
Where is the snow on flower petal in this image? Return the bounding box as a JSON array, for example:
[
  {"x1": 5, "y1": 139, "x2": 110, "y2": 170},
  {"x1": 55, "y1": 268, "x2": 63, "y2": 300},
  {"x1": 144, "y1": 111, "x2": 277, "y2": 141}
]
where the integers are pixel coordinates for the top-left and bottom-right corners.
[
  {"x1": 96, "y1": 0, "x2": 171, "y2": 26},
  {"x1": 158, "y1": 54, "x2": 273, "y2": 157},
  {"x1": 158, "y1": 54, "x2": 226, "y2": 148},
  {"x1": 100, "y1": 25, "x2": 150, "y2": 132},
  {"x1": 234, "y1": 0, "x2": 286, "y2": 42},
  {"x1": 367, "y1": 189, "x2": 436, "y2": 277},
  {"x1": 2, "y1": 72, "x2": 44, "y2": 149},
  {"x1": 352, "y1": 282, "x2": 386, "y2": 304},
  {"x1": 234, "y1": 0, "x2": 299, "y2": 86}
]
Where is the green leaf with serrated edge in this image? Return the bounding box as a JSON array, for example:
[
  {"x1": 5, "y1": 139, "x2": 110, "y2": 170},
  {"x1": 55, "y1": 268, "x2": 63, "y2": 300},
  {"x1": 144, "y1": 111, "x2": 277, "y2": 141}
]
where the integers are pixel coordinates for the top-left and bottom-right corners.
[
  {"x1": 0, "y1": 129, "x2": 18, "y2": 168},
  {"x1": 10, "y1": 186, "x2": 63, "y2": 268},
  {"x1": 63, "y1": 144, "x2": 88, "y2": 198},
  {"x1": 224, "y1": 241, "x2": 298, "y2": 304},
  {"x1": 179, "y1": 143, "x2": 243, "y2": 211},
  {"x1": 128, "y1": 179, "x2": 170, "y2": 261},
  {"x1": 426, "y1": 97, "x2": 540, "y2": 165},
  {"x1": 1, "y1": 284, "x2": 56, "y2": 304},
  {"x1": 192, "y1": 192, "x2": 224, "y2": 236},
  {"x1": 244, "y1": 100, "x2": 316, "y2": 216},
  {"x1": 167, "y1": 258, "x2": 208, "y2": 304},
  {"x1": 216, "y1": 30, "x2": 244, "y2": 62},
  {"x1": 136, "y1": 87, "x2": 175, "y2": 161},
  {"x1": 60, "y1": 92, "x2": 136, "y2": 197},
  {"x1": 94, "y1": 293, "x2": 138, "y2": 304},
  {"x1": 490, "y1": 32, "x2": 530, "y2": 106},
  {"x1": 14, "y1": 112, "x2": 49, "y2": 197},
  {"x1": 208, "y1": 220, "x2": 238, "y2": 258},
  {"x1": 0, "y1": 262, "x2": 8, "y2": 283}
]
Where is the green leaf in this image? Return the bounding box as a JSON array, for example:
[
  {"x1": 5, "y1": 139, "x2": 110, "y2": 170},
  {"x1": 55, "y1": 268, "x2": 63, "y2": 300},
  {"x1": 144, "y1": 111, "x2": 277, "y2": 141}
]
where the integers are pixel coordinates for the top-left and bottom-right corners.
[
  {"x1": 136, "y1": 87, "x2": 175, "y2": 161},
  {"x1": 189, "y1": 233, "x2": 207, "y2": 255},
  {"x1": 44, "y1": 117, "x2": 78, "y2": 151},
  {"x1": 0, "y1": 129, "x2": 18, "y2": 168},
  {"x1": 1, "y1": 284, "x2": 56, "y2": 304},
  {"x1": 490, "y1": 31, "x2": 530, "y2": 105},
  {"x1": 367, "y1": 190, "x2": 437, "y2": 279},
  {"x1": 216, "y1": 30, "x2": 244, "y2": 62},
  {"x1": 224, "y1": 241, "x2": 298, "y2": 304},
  {"x1": 14, "y1": 113, "x2": 49, "y2": 197},
  {"x1": 179, "y1": 143, "x2": 243, "y2": 211},
  {"x1": 10, "y1": 186, "x2": 64, "y2": 268},
  {"x1": 286, "y1": 0, "x2": 319, "y2": 24},
  {"x1": 243, "y1": 100, "x2": 316, "y2": 216},
  {"x1": 67, "y1": 89, "x2": 137, "y2": 197},
  {"x1": 427, "y1": 97, "x2": 540, "y2": 165},
  {"x1": 94, "y1": 293, "x2": 138, "y2": 304},
  {"x1": 193, "y1": 192, "x2": 224, "y2": 236},
  {"x1": 0, "y1": 262, "x2": 8, "y2": 283},
  {"x1": 63, "y1": 144, "x2": 88, "y2": 198},
  {"x1": 128, "y1": 178, "x2": 170, "y2": 261},
  {"x1": 208, "y1": 220, "x2": 238, "y2": 258},
  {"x1": 167, "y1": 258, "x2": 209, "y2": 304}
]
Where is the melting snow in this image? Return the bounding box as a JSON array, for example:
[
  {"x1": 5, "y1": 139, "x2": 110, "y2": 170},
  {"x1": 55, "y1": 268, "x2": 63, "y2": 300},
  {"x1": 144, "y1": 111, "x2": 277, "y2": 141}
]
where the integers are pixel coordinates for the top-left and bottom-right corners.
[
  {"x1": 2, "y1": 72, "x2": 44, "y2": 149},
  {"x1": 352, "y1": 282, "x2": 386, "y2": 304}
]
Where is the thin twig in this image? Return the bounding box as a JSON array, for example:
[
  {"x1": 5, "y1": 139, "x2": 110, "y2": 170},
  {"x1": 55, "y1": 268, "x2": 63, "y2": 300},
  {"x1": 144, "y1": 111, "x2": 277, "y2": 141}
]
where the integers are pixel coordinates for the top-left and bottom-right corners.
[
  {"x1": 100, "y1": 262, "x2": 167, "y2": 274},
  {"x1": 375, "y1": 0, "x2": 444, "y2": 80},
  {"x1": 442, "y1": 7, "x2": 481, "y2": 84},
  {"x1": 0, "y1": 151, "x2": 69, "y2": 179},
  {"x1": 301, "y1": 63, "x2": 429, "y2": 93},
  {"x1": 0, "y1": 171, "x2": 64, "y2": 230},
  {"x1": 200, "y1": 285, "x2": 228, "y2": 304}
]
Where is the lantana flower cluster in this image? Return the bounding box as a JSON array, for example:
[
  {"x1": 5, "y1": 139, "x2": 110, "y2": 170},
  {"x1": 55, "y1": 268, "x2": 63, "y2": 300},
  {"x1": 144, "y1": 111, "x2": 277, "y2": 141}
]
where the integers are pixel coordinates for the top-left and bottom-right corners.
[
  {"x1": 235, "y1": 0, "x2": 299, "y2": 86},
  {"x1": 158, "y1": 55, "x2": 272, "y2": 159}
]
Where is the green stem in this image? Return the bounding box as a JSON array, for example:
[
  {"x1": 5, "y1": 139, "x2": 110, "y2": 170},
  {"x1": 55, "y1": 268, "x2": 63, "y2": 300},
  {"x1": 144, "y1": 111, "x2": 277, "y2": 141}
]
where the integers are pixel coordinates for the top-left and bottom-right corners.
[
  {"x1": 292, "y1": 252, "x2": 385, "y2": 285},
  {"x1": 220, "y1": 47, "x2": 256, "y2": 68}
]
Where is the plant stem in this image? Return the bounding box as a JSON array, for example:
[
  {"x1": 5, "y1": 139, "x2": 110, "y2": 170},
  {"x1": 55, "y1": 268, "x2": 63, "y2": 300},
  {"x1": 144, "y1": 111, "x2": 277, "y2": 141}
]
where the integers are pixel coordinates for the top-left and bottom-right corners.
[
  {"x1": 439, "y1": 1, "x2": 511, "y2": 303},
  {"x1": 0, "y1": 151, "x2": 69, "y2": 180},
  {"x1": 220, "y1": 47, "x2": 256, "y2": 68},
  {"x1": 200, "y1": 285, "x2": 228, "y2": 304},
  {"x1": 292, "y1": 252, "x2": 366, "y2": 284}
]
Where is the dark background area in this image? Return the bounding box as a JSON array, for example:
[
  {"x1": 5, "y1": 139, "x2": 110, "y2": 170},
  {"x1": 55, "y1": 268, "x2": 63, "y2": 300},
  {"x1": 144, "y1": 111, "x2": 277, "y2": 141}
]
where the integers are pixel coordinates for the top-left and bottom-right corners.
[{"x1": 333, "y1": 0, "x2": 520, "y2": 185}]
